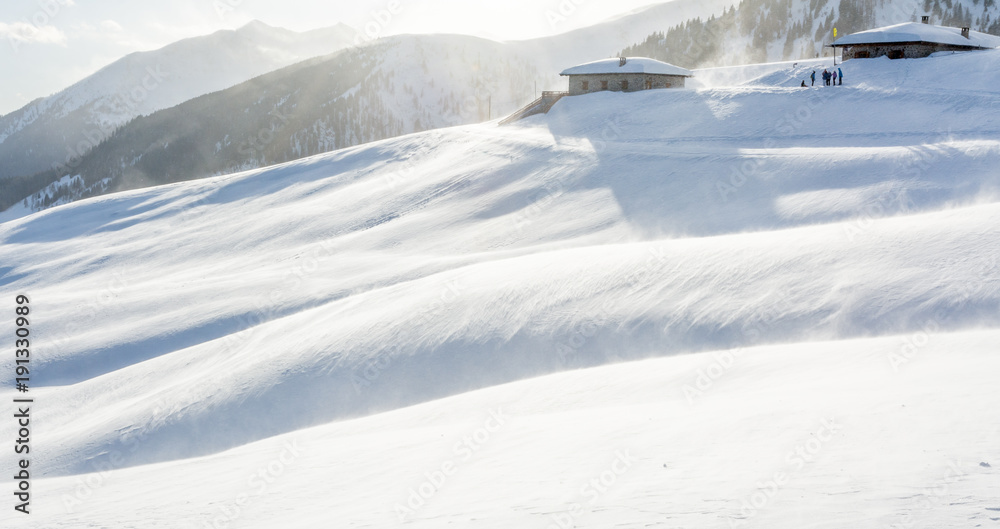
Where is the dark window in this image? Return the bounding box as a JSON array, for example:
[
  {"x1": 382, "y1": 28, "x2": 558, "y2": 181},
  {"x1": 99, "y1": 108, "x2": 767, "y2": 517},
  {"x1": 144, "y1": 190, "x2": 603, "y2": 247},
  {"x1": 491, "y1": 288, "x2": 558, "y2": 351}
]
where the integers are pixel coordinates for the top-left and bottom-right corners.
[
  {"x1": 854, "y1": 50, "x2": 871, "y2": 59},
  {"x1": 645, "y1": 79, "x2": 652, "y2": 89},
  {"x1": 581, "y1": 81, "x2": 589, "y2": 90},
  {"x1": 621, "y1": 80, "x2": 629, "y2": 90},
  {"x1": 601, "y1": 80, "x2": 608, "y2": 90},
  {"x1": 888, "y1": 49, "x2": 904, "y2": 59}
]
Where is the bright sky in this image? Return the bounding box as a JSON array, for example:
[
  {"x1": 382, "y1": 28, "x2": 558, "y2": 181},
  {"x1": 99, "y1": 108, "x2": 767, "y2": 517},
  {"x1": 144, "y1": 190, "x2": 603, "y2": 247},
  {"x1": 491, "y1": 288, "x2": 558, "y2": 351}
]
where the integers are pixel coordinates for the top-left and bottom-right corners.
[{"x1": 0, "y1": 0, "x2": 663, "y2": 115}]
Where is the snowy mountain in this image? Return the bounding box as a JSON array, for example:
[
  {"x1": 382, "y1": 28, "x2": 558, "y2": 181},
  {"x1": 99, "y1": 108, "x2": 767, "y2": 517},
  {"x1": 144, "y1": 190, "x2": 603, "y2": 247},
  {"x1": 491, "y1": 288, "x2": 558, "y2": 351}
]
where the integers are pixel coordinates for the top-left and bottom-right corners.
[
  {"x1": 1, "y1": 48, "x2": 998, "y2": 527},
  {"x1": 0, "y1": 21, "x2": 359, "y2": 183},
  {"x1": 0, "y1": 34, "x2": 543, "y2": 216},
  {"x1": 622, "y1": 0, "x2": 1000, "y2": 67},
  {"x1": 511, "y1": 0, "x2": 736, "y2": 79}
]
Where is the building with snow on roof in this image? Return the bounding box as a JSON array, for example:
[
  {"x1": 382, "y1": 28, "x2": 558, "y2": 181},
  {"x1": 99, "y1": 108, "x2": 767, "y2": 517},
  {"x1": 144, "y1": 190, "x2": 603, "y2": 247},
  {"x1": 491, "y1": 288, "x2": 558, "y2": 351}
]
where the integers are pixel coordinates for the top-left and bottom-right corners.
[
  {"x1": 559, "y1": 57, "x2": 693, "y2": 96},
  {"x1": 832, "y1": 17, "x2": 1000, "y2": 60}
]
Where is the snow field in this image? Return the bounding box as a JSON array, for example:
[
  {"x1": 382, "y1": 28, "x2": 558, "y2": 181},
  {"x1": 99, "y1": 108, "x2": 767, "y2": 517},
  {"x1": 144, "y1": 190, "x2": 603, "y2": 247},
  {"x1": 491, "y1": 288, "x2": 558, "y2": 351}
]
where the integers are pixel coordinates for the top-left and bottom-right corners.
[{"x1": 1, "y1": 49, "x2": 999, "y2": 527}]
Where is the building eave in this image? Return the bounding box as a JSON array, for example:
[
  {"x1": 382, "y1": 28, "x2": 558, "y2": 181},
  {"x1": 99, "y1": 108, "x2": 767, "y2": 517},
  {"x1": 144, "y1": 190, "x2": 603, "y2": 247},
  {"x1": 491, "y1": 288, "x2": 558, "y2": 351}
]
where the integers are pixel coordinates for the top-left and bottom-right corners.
[
  {"x1": 559, "y1": 72, "x2": 694, "y2": 78},
  {"x1": 830, "y1": 40, "x2": 991, "y2": 50}
]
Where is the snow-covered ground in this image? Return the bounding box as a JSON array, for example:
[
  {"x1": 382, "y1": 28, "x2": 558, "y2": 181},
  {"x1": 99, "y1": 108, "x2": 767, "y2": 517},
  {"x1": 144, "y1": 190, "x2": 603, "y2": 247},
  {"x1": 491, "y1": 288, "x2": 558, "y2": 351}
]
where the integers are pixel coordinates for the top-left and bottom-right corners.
[{"x1": 1, "y1": 50, "x2": 999, "y2": 527}]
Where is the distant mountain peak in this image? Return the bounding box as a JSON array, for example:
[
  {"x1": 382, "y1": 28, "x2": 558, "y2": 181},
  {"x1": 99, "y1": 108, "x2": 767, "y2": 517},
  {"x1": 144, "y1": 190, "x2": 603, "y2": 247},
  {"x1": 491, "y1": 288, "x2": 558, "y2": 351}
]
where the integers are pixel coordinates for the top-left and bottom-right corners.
[{"x1": 236, "y1": 19, "x2": 284, "y2": 34}]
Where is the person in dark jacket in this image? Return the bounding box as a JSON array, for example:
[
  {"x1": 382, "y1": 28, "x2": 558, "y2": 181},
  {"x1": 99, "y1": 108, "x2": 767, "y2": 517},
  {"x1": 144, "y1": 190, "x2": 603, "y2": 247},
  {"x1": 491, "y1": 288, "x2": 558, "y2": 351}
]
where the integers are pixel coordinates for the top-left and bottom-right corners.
[
  {"x1": 822, "y1": 69, "x2": 831, "y2": 86},
  {"x1": 811, "y1": 70, "x2": 816, "y2": 86},
  {"x1": 801, "y1": 80, "x2": 807, "y2": 87}
]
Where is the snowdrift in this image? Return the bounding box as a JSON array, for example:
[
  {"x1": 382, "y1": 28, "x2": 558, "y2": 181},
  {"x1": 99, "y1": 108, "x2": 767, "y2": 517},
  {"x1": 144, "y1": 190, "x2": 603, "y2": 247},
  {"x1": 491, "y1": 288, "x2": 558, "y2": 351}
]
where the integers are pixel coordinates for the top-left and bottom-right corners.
[{"x1": 1, "y1": 50, "x2": 998, "y2": 527}]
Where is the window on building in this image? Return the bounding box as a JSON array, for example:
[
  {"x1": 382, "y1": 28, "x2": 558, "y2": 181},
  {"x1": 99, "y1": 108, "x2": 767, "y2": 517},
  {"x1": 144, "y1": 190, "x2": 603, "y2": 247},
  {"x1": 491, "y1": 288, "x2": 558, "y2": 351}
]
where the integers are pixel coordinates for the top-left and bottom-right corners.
[
  {"x1": 889, "y1": 49, "x2": 904, "y2": 59},
  {"x1": 621, "y1": 80, "x2": 629, "y2": 90},
  {"x1": 601, "y1": 80, "x2": 608, "y2": 90},
  {"x1": 582, "y1": 81, "x2": 589, "y2": 91},
  {"x1": 645, "y1": 79, "x2": 652, "y2": 89},
  {"x1": 854, "y1": 50, "x2": 870, "y2": 59}
]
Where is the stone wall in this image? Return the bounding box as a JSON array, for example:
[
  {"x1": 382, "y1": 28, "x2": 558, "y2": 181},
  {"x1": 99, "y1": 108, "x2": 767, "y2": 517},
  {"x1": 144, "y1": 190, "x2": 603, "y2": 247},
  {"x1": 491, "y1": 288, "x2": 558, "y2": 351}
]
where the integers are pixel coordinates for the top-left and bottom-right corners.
[
  {"x1": 843, "y1": 42, "x2": 983, "y2": 60},
  {"x1": 566, "y1": 74, "x2": 687, "y2": 96}
]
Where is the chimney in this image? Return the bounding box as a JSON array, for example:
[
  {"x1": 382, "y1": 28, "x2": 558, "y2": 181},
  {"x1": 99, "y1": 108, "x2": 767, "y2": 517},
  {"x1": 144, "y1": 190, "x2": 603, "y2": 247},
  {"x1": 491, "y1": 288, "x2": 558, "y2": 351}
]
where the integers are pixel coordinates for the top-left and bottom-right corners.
[
  {"x1": 961, "y1": 27, "x2": 970, "y2": 38},
  {"x1": 619, "y1": 57, "x2": 627, "y2": 67},
  {"x1": 921, "y1": 15, "x2": 930, "y2": 24}
]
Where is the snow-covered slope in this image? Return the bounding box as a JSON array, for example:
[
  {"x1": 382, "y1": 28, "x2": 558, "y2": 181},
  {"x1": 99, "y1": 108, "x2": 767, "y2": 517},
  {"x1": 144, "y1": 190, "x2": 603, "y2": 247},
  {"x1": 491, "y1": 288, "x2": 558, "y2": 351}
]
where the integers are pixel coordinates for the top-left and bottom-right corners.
[
  {"x1": 14, "y1": 331, "x2": 1000, "y2": 528},
  {"x1": 1, "y1": 50, "x2": 999, "y2": 526},
  {"x1": 3, "y1": 34, "x2": 545, "y2": 217},
  {"x1": 0, "y1": 21, "x2": 359, "y2": 181}
]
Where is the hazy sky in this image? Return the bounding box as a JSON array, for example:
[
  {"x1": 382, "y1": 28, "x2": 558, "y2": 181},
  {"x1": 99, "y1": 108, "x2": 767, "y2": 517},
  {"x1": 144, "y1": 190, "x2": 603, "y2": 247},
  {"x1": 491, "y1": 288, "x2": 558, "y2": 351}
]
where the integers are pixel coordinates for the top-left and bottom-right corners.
[{"x1": 0, "y1": 0, "x2": 663, "y2": 115}]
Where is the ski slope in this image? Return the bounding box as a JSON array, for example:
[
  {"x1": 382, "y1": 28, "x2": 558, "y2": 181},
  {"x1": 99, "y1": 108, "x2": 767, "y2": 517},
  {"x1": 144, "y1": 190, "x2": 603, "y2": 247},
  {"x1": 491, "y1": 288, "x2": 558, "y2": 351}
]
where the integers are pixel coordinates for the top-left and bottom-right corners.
[{"x1": 1, "y1": 50, "x2": 999, "y2": 527}]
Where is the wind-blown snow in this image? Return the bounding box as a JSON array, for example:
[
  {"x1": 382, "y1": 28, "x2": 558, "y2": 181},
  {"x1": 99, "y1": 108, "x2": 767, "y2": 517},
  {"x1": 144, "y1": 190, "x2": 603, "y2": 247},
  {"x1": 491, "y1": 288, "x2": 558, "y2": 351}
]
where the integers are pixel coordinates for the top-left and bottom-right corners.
[{"x1": 1, "y1": 50, "x2": 999, "y2": 527}]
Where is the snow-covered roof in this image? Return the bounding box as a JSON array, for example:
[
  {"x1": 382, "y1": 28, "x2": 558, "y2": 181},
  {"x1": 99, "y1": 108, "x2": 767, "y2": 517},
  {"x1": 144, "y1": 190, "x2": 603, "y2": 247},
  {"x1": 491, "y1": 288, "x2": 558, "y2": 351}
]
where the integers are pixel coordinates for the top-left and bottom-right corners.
[
  {"x1": 560, "y1": 57, "x2": 693, "y2": 77},
  {"x1": 832, "y1": 22, "x2": 1000, "y2": 49}
]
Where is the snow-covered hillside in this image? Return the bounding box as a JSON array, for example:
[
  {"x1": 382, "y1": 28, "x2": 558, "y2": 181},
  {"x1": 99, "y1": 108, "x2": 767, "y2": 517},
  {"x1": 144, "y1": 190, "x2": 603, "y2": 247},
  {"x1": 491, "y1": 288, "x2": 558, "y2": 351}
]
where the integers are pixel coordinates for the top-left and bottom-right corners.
[
  {"x1": 1, "y1": 50, "x2": 999, "y2": 527},
  {"x1": 0, "y1": 21, "x2": 359, "y2": 181},
  {"x1": 511, "y1": 0, "x2": 735, "y2": 80},
  {"x1": 2, "y1": 34, "x2": 546, "y2": 217}
]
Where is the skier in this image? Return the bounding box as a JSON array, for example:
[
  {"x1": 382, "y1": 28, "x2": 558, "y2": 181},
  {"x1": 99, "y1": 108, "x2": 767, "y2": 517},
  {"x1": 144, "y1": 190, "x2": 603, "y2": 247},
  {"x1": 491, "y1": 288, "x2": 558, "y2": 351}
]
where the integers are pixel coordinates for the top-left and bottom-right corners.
[
  {"x1": 801, "y1": 80, "x2": 807, "y2": 87},
  {"x1": 832, "y1": 69, "x2": 838, "y2": 85},
  {"x1": 811, "y1": 70, "x2": 816, "y2": 86},
  {"x1": 838, "y1": 67, "x2": 843, "y2": 85}
]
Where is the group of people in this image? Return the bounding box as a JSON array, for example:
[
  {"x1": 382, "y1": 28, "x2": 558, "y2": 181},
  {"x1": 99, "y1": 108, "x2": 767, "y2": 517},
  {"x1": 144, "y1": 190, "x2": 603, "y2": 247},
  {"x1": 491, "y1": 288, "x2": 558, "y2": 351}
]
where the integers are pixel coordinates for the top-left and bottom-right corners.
[{"x1": 801, "y1": 68, "x2": 843, "y2": 87}]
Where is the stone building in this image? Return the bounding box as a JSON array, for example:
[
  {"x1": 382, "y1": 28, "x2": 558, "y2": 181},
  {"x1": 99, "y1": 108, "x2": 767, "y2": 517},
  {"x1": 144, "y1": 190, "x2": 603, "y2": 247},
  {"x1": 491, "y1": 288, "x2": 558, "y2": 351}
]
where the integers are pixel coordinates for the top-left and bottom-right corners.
[
  {"x1": 832, "y1": 19, "x2": 1000, "y2": 60},
  {"x1": 559, "y1": 57, "x2": 693, "y2": 96}
]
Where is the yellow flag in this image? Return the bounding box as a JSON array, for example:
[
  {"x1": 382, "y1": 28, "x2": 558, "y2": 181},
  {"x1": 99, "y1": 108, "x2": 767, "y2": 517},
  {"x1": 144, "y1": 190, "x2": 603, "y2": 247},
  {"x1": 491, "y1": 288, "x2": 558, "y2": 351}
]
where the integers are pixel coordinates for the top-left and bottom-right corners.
[{"x1": 834, "y1": 28, "x2": 838, "y2": 37}]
